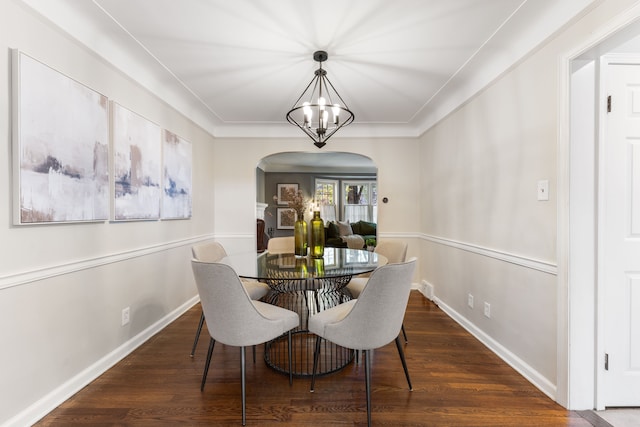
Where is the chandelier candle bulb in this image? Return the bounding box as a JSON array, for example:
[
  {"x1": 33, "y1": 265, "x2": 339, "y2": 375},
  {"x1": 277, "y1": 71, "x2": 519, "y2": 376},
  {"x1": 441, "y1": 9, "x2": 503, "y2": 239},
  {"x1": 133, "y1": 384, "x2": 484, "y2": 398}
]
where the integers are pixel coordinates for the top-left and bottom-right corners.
[{"x1": 332, "y1": 104, "x2": 340, "y2": 124}]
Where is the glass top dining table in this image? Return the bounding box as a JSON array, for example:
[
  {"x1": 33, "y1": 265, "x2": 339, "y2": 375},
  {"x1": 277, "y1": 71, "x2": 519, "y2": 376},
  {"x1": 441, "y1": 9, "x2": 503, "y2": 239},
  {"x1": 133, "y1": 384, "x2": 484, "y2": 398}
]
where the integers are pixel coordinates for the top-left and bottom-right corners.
[
  {"x1": 220, "y1": 247, "x2": 387, "y2": 292},
  {"x1": 219, "y1": 247, "x2": 387, "y2": 377}
]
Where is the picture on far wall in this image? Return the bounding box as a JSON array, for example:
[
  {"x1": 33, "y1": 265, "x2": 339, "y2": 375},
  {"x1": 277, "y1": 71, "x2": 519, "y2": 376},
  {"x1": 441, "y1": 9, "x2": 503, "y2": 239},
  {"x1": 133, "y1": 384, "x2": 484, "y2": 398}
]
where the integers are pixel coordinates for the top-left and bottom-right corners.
[
  {"x1": 277, "y1": 183, "x2": 298, "y2": 205},
  {"x1": 12, "y1": 50, "x2": 110, "y2": 224},
  {"x1": 112, "y1": 102, "x2": 162, "y2": 221},
  {"x1": 277, "y1": 207, "x2": 296, "y2": 229},
  {"x1": 162, "y1": 130, "x2": 192, "y2": 219}
]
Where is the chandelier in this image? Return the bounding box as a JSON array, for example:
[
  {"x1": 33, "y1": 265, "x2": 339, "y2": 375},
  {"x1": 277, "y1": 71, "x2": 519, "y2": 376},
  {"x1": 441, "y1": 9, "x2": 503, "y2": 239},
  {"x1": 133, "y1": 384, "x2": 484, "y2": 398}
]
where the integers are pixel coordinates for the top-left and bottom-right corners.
[{"x1": 286, "y1": 50, "x2": 355, "y2": 148}]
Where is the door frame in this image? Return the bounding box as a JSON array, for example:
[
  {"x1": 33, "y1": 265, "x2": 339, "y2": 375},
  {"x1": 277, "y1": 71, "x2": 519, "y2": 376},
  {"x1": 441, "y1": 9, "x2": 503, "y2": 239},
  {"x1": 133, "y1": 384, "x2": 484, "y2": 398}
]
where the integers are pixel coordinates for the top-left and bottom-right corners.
[
  {"x1": 559, "y1": 6, "x2": 640, "y2": 410},
  {"x1": 596, "y1": 55, "x2": 640, "y2": 408}
]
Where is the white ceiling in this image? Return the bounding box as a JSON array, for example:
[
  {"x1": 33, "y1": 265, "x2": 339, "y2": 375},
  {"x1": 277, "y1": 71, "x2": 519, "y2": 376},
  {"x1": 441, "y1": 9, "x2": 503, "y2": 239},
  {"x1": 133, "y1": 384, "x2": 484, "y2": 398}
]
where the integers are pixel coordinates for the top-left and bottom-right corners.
[{"x1": 23, "y1": 0, "x2": 597, "y2": 142}]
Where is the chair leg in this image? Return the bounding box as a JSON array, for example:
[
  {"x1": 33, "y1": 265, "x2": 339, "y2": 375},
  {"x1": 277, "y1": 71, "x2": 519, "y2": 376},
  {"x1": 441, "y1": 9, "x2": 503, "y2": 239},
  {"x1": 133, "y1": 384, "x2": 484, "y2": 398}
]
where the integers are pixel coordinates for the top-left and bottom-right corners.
[
  {"x1": 240, "y1": 346, "x2": 246, "y2": 426},
  {"x1": 288, "y1": 331, "x2": 293, "y2": 385},
  {"x1": 253, "y1": 345, "x2": 256, "y2": 364},
  {"x1": 364, "y1": 349, "x2": 372, "y2": 427},
  {"x1": 401, "y1": 322, "x2": 408, "y2": 343},
  {"x1": 395, "y1": 335, "x2": 413, "y2": 391},
  {"x1": 190, "y1": 311, "x2": 205, "y2": 357},
  {"x1": 200, "y1": 338, "x2": 215, "y2": 391},
  {"x1": 310, "y1": 336, "x2": 322, "y2": 392}
]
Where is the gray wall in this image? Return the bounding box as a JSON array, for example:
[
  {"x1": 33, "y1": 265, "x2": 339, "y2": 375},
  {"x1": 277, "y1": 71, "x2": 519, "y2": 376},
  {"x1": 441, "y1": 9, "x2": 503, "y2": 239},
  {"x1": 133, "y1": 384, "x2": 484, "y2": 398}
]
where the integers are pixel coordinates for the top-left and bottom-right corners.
[{"x1": 261, "y1": 171, "x2": 376, "y2": 238}]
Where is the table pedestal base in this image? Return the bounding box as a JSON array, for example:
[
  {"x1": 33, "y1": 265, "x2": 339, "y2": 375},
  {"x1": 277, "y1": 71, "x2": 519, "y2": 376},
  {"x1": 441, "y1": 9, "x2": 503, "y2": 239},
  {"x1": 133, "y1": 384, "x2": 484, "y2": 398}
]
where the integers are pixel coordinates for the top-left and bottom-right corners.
[
  {"x1": 263, "y1": 288, "x2": 354, "y2": 377},
  {"x1": 265, "y1": 330, "x2": 353, "y2": 377}
]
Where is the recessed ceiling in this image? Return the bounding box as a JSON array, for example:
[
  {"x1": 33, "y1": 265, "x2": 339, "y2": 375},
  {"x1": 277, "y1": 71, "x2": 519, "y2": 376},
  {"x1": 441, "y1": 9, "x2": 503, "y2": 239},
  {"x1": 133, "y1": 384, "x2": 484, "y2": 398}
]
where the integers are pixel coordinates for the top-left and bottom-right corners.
[{"x1": 23, "y1": 0, "x2": 596, "y2": 139}]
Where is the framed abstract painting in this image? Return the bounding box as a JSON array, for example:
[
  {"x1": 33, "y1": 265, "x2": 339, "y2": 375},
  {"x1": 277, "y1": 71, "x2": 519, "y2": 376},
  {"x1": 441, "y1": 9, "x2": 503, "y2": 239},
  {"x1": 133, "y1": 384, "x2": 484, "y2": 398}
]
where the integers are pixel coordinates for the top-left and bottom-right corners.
[
  {"x1": 161, "y1": 130, "x2": 192, "y2": 219},
  {"x1": 12, "y1": 50, "x2": 109, "y2": 224},
  {"x1": 112, "y1": 102, "x2": 162, "y2": 221}
]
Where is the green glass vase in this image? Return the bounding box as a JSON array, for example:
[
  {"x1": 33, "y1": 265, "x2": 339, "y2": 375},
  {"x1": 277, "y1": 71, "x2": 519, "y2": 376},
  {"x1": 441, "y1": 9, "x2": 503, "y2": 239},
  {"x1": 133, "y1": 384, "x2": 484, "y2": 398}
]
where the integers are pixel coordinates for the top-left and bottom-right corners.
[
  {"x1": 313, "y1": 257, "x2": 325, "y2": 276},
  {"x1": 309, "y1": 210, "x2": 325, "y2": 258},
  {"x1": 294, "y1": 218, "x2": 307, "y2": 257}
]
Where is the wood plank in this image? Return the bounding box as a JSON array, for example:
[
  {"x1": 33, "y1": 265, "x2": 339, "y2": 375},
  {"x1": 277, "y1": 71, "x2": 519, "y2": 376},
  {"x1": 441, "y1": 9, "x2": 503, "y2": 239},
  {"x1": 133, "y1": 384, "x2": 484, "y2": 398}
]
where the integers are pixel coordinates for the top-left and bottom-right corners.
[{"x1": 35, "y1": 292, "x2": 593, "y2": 426}]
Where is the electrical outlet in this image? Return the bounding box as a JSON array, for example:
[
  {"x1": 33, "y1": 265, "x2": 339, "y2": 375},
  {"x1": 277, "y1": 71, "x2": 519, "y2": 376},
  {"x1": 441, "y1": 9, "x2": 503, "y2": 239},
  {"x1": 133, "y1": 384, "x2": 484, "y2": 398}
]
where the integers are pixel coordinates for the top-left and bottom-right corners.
[
  {"x1": 122, "y1": 307, "x2": 130, "y2": 326},
  {"x1": 484, "y1": 302, "x2": 491, "y2": 318},
  {"x1": 467, "y1": 294, "x2": 474, "y2": 308}
]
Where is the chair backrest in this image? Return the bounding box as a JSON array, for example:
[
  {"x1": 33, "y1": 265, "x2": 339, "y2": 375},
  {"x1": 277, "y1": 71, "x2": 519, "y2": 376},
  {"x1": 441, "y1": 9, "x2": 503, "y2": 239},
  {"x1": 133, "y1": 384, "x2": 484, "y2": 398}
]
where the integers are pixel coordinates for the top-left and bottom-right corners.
[
  {"x1": 267, "y1": 236, "x2": 294, "y2": 254},
  {"x1": 374, "y1": 240, "x2": 408, "y2": 264},
  {"x1": 324, "y1": 258, "x2": 416, "y2": 350},
  {"x1": 192, "y1": 241, "x2": 228, "y2": 262},
  {"x1": 191, "y1": 260, "x2": 280, "y2": 346}
]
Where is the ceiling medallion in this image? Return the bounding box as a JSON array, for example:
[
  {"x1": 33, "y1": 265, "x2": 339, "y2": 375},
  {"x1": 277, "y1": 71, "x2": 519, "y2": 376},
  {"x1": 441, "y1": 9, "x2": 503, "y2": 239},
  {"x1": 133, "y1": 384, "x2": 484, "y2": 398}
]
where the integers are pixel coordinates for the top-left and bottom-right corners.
[{"x1": 286, "y1": 50, "x2": 355, "y2": 148}]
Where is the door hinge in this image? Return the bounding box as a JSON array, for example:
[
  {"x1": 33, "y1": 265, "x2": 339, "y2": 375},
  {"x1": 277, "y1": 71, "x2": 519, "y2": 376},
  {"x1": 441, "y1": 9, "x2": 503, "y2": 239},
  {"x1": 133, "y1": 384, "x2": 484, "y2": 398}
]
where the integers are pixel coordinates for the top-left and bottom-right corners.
[
  {"x1": 605, "y1": 353, "x2": 609, "y2": 371},
  {"x1": 607, "y1": 95, "x2": 612, "y2": 113}
]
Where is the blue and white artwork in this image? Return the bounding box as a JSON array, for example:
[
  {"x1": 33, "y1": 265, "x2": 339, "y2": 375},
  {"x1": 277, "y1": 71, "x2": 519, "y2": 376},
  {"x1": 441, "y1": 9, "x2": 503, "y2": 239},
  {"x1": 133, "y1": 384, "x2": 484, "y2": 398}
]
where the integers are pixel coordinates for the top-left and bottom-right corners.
[
  {"x1": 14, "y1": 51, "x2": 109, "y2": 224},
  {"x1": 112, "y1": 103, "x2": 161, "y2": 220},
  {"x1": 162, "y1": 130, "x2": 192, "y2": 219}
]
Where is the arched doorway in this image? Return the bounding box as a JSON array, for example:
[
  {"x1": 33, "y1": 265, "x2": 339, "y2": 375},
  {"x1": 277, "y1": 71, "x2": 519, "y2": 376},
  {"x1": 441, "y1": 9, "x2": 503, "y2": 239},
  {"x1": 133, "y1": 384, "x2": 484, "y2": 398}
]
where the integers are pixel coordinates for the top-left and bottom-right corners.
[{"x1": 256, "y1": 152, "x2": 377, "y2": 246}]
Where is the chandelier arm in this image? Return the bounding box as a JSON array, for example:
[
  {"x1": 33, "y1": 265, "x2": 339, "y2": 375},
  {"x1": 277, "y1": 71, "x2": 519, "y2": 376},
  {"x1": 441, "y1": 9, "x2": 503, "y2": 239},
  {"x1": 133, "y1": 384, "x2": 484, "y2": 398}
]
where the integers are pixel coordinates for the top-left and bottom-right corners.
[
  {"x1": 287, "y1": 113, "x2": 321, "y2": 141},
  {"x1": 290, "y1": 76, "x2": 317, "y2": 109},
  {"x1": 318, "y1": 75, "x2": 335, "y2": 106},
  {"x1": 308, "y1": 76, "x2": 320, "y2": 104},
  {"x1": 323, "y1": 76, "x2": 352, "y2": 110}
]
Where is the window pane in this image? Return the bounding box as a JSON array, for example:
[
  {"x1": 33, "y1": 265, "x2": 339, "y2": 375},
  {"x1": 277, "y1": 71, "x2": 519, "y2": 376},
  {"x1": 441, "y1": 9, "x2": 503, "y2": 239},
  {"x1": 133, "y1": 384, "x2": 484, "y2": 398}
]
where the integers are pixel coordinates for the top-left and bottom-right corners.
[
  {"x1": 344, "y1": 184, "x2": 368, "y2": 205},
  {"x1": 315, "y1": 179, "x2": 337, "y2": 205}
]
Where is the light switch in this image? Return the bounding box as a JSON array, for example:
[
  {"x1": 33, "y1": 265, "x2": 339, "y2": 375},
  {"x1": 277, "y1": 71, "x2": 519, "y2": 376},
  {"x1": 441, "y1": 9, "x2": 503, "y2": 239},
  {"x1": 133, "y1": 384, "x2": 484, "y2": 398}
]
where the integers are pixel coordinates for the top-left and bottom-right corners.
[{"x1": 537, "y1": 180, "x2": 549, "y2": 201}]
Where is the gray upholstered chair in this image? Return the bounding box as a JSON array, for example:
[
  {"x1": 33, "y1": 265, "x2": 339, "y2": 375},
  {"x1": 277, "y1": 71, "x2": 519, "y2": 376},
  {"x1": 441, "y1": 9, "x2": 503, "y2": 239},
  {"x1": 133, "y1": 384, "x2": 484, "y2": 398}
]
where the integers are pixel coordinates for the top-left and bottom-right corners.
[
  {"x1": 190, "y1": 242, "x2": 270, "y2": 357},
  {"x1": 192, "y1": 260, "x2": 299, "y2": 426},
  {"x1": 309, "y1": 258, "x2": 416, "y2": 427},
  {"x1": 266, "y1": 236, "x2": 294, "y2": 254},
  {"x1": 346, "y1": 239, "x2": 410, "y2": 342}
]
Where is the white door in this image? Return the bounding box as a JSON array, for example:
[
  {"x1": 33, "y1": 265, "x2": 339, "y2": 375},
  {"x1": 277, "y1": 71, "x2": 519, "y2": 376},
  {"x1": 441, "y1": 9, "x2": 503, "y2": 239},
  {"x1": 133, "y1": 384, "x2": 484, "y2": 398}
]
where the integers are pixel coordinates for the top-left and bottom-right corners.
[{"x1": 601, "y1": 61, "x2": 640, "y2": 406}]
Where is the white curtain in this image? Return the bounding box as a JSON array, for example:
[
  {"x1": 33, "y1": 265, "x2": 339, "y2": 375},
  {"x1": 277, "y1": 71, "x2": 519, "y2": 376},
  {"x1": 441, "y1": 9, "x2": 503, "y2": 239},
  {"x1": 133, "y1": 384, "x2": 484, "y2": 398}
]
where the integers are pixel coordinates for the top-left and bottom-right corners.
[
  {"x1": 320, "y1": 204, "x2": 337, "y2": 223},
  {"x1": 344, "y1": 205, "x2": 369, "y2": 223}
]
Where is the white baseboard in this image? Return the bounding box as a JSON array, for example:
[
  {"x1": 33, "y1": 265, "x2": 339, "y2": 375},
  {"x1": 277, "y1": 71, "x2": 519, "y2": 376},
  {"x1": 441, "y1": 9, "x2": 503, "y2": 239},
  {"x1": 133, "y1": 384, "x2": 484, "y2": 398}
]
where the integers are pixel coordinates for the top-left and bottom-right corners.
[
  {"x1": 433, "y1": 296, "x2": 557, "y2": 401},
  {"x1": 418, "y1": 279, "x2": 434, "y2": 300},
  {"x1": 4, "y1": 296, "x2": 200, "y2": 427}
]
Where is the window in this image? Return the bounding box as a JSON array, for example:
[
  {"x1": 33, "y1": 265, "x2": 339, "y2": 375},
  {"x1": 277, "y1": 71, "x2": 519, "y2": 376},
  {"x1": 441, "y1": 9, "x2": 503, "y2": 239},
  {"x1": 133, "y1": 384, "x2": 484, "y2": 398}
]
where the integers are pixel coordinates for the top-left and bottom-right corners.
[
  {"x1": 343, "y1": 181, "x2": 377, "y2": 223},
  {"x1": 314, "y1": 179, "x2": 338, "y2": 223},
  {"x1": 314, "y1": 178, "x2": 377, "y2": 224}
]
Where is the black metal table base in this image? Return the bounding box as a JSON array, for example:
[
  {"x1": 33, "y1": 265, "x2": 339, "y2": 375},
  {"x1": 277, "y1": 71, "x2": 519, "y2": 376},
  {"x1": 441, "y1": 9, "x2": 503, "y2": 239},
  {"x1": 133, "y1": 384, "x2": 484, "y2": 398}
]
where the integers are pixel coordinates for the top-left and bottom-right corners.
[
  {"x1": 262, "y1": 286, "x2": 354, "y2": 377},
  {"x1": 265, "y1": 330, "x2": 353, "y2": 377}
]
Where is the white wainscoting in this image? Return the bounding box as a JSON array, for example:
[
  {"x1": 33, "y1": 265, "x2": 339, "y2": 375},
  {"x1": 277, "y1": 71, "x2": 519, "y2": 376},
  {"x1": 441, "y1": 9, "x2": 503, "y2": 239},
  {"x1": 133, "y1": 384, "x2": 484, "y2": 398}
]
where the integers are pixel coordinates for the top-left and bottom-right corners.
[{"x1": 416, "y1": 232, "x2": 558, "y2": 401}]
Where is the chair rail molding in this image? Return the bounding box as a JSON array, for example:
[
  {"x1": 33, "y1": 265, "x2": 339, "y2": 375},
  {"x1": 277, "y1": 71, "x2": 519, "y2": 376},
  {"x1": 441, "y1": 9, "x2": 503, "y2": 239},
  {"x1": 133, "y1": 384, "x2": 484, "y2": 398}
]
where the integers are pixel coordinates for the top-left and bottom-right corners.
[
  {"x1": 420, "y1": 233, "x2": 557, "y2": 275},
  {"x1": 0, "y1": 234, "x2": 216, "y2": 291}
]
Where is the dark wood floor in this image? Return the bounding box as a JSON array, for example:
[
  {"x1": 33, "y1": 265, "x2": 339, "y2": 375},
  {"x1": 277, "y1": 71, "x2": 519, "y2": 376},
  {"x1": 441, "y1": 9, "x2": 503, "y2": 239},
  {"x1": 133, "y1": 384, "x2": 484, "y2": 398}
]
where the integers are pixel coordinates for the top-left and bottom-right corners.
[{"x1": 36, "y1": 292, "x2": 596, "y2": 426}]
